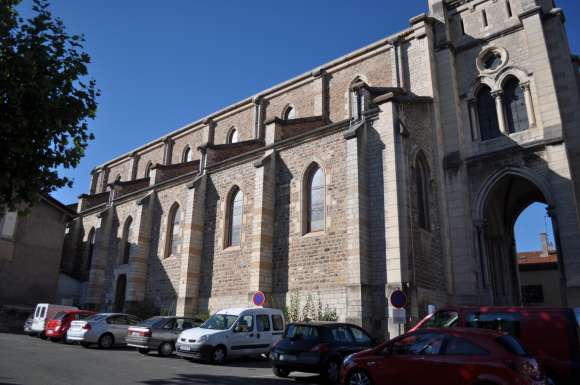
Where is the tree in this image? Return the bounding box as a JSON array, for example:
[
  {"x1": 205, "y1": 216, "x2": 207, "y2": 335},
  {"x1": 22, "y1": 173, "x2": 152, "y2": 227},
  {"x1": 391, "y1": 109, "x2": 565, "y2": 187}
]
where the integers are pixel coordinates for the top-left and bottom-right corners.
[{"x1": 0, "y1": 0, "x2": 99, "y2": 211}]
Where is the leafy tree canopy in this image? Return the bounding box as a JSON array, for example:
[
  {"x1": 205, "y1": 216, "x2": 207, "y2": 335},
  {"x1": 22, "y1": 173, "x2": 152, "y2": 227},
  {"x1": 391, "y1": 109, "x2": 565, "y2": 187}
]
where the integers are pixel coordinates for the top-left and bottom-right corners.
[{"x1": 0, "y1": 0, "x2": 99, "y2": 212}]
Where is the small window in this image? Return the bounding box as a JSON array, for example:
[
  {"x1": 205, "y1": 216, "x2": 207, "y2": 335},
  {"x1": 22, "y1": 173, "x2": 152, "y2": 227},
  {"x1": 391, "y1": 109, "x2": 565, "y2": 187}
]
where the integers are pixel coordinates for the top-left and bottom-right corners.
[
  {"x1": 182, "y1": 147, "x2": 192, "y2": 163},
  {"x1": 476, "y1": 85, "x2": 501, "y2": 140},
  {"x1": 444, "y1": 337, "x2": 489, "y2": 356},
  {"x1": 40, "y1": 307, "x2": 46, "y2": 318},
  {"x1": 283, "y1": 105, "x2": 296, "y2": 120},
  {"x1": 331, "y1": 326, "x2": 355, "y2": 343},
  {"x1": 145, "y1": 162, "x2": 153, "y2": 178},
  {"x1": 285, "y1": 325, "x2": 319, "y2": 340},
  {"x1": 174, "y1": 319, "x2": 193, "y2": 330},
  {"x1": 256, "y1": 315, "x2": 271, "y2": 332},
  {"x1": 460, "y1": 18, "x2": 466, "y2": 35},
  {"x1": 87, "y1": 228, "x2": 96, "y2": 273},
  {"x1": 349, "y1": 327, "x2": 372, "y2": 345},
  {"x1": 415, "y1": 154, "x2": 431, "y2": 230},
  {"x1": 506, "y1": 0, "x2": 513, "y2": 18},
  {"x1": 226, "y1": 187, "x2": 243, "y2": 247},
  {"x1": 465, "y1": 312, "x2": 522, "y2": 337},
  {"x1": 227, "y1": 128, "x2": 239, "y2": 144},
  {"x1": 121, "y1": 217, "x2": 133, "y2": 265},
  {"x1": 166, "y1": 204, "x2": 182, "y2": 258},
  {"x1": 107, "y1": 315, "x2": 125, "y2": 325},
  {"x1": 235, "y1": 315, "x2": 254, "y2": 332},
  {"x1": 482, "y1": 10, "x2": 488, "y2": 27},
  {"x1": 503, "y1": 77, "x2": 529, "y2": 133},
  {"x1": 272, "y1": 315, "x2": 284, "y2": 331}
]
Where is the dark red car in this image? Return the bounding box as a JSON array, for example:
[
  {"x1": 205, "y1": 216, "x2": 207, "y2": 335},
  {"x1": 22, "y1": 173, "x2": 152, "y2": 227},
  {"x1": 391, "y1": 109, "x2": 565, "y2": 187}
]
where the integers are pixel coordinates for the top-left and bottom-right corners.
[
  {"x1": 340, "y1": 328, "x2": 546, "y2": 385},
  {"x1": 411, "y1": 307, "x2": 580, "y2": 385},
  {"x1": 45, "y1": 310, "x2": 96, "y2": 342}
]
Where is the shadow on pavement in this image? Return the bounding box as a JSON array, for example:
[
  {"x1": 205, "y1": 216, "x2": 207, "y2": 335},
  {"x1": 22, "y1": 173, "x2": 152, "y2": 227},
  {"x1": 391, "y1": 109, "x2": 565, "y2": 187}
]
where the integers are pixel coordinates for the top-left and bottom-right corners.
[{"x1": 139, "y1": 373, "x2": 320, "y2": 385}]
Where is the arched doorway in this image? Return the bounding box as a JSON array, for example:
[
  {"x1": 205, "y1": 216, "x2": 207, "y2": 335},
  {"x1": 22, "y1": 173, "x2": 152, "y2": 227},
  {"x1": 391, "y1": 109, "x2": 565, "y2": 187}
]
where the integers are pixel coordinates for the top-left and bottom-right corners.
[
  {"x1": 476, "y1": 171, "x2": 565, "y2": 306},
  {"x1": 114, "y1": 275, "x2": 127, "y2": 312}
]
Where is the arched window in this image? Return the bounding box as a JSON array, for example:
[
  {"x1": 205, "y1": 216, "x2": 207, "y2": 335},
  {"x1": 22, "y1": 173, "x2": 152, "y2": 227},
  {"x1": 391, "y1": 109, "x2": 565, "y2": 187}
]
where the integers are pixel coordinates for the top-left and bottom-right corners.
[
  {"x1": 227, "y1": 128, "x2": 239, "y2": 144},
  {"x1": 114, "y1": 174, "x2": 122, "y2": 183},
  {"x1": 503, "y1": 77, "x2": 529, "y2": 133},
  {"x1": 121, "y1": 217, "x2": 133, "y2": 265},
  {"x1": 415, "y1": 154, "x2": 430, "y2": 230},
  {"x1": 166, "y1": 204, "x2": 181, "y2": 258},
  {"x1": 305, "y1": 164, "x2": 325, "y2": 233},
  {"x1": 349, "y1": 77, "x2": 367, "y2": 121},
  {"x1": 476, "y1": 85, "x2": 500, "y2": 141},
  {"x1": 226, "y1": 187, "x2": 243, "y2": 247},
  {"x1": 182, "y1": 146, "x2": 192, "y2": 163},
  {"x1": 87, "y1": 228, "x2": 96, "y2": 273},
  {"x1": 283, "y1": 105, "x2": 296, "y2": 120}
]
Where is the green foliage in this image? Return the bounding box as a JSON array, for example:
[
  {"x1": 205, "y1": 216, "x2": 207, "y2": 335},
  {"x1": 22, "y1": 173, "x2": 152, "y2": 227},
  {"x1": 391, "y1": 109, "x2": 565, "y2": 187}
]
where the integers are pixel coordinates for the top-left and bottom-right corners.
[
  {"x1": 0, "y1": 0, "x2": 99, "y2": 211},
  {"x1": 286, "y1": 291, "x2": 338, "y2": 322}
]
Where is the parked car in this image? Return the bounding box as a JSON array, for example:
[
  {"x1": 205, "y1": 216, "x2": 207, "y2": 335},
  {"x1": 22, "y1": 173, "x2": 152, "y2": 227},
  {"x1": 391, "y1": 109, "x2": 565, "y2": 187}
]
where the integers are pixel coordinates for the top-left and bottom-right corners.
[
  {"x1": 411, "y1": 306, "x2": 580, "y2": 385},
  {"x1": 66, "y1": 313, "x2": 141, "y2": 349},
  {"x1": 176, "y1": 307, "x2": 285, "y2": 364},
  {"x1": 270, "y1": 321, "x2": 379, "y2": 383},
  {"x1": 126, "y1": 316, "x2": 203, "y2": 357},
  {"x1": 340, "y1": 328, "x2": 546, "y2": 385},
  {"x1": 45, "y1": 310, "x2": 96, "y2": 342},
  {"x1": 31, "y1": 303, "x2": 77, "y2": 339},
  {"x1": 23, "y1": 315, "x2": 33, "y2": 336}
]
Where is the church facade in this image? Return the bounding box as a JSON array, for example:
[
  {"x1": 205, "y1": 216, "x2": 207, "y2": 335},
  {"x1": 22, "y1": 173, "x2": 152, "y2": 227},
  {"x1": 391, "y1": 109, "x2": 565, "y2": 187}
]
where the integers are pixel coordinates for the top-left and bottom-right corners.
[{"x1": 61, "y1": 0, "x2": 580, "y2": 337}]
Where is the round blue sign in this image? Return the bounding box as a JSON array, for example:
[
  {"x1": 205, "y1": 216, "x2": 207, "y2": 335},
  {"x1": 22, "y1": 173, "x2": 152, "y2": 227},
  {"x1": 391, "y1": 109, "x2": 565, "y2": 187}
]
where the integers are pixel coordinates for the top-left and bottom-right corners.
[
  {"x1": 390, "y1": 289, "x2": 407, "y2": 309},
  {"x1": 252, "y1": 291, "x2": 265, "y2": 307}
]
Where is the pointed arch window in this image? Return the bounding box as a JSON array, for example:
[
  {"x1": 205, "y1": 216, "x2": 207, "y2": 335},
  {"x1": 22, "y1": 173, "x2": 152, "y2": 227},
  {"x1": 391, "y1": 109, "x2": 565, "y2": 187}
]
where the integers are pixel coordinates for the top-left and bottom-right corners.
[
  {"x1": 503, "y1": 77, "x2": 529, "y2": 133},
  {"x1": 166, "y1": 204, "x2": 182, "y2": 258},
  {"x1": 415, "y1": 155, "x2": 431, "y2": 230},
  {"x1": 304, "y1": 164, "x2": 325, "y2": 233},
  {"x1": 145, "y1": 162, "x2": 153, "y2": 178},
  {"x1": 121, "y1": 217, "x2": 133, "y2": 265},
  {"x1": 226, "y1": 187, "x2": 243, "y2": 247},
  {"x1": 227, "y1": 128, "x2": 239, "y2": 144},
  {"x1": 182, "y1": 146, "x2": 192, "y2": 163},
  {"x1": 476, "y1": 85, "x2": 500, "y2": 141},
  {"x1": 283, "y1": 105, "x2": 296, "y2": 120},
  {"x1": 87, "y1": 228, "x2": 96, "y2": 273}
]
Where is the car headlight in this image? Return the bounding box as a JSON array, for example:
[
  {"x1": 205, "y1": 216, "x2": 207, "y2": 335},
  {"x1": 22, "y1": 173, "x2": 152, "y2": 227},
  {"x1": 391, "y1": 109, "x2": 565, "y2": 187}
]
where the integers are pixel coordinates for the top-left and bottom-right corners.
[{"x1": 198, "y1": 335, "x2": 209, "y2": 343}]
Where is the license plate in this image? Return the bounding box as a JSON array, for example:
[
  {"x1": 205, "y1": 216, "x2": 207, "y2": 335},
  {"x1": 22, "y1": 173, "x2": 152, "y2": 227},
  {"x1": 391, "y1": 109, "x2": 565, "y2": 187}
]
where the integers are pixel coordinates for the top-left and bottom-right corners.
[
  {"x1": 131, "y1": 332, "x2": 140, "y2": 336},
  {"x1": 279, "y1": 354, "x2": 296, "y2": 361},
  {"x1": 180, "y1": 345, "x2": 191, "y2": 352}
]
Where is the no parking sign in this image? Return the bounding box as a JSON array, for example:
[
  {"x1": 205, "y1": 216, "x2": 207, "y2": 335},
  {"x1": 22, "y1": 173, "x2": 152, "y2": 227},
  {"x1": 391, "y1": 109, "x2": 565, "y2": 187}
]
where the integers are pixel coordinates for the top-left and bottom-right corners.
[{"x1": 252, "y1": 291, "x2": 265, "y2": 307}]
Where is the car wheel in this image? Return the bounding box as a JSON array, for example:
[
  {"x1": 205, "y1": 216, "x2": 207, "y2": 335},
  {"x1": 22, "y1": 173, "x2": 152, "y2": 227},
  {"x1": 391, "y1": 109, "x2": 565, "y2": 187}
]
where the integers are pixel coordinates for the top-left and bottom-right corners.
[
  {"x1": 39, "y1": 332, "x2": 48, "y2": 340},
  {"x1": 272, "y1": 367, "x2": 290, "y2": 378},
  {"x1": 347, "y1": 370, "x2": 373, "y2": 385},
  {"x1": 98, "y1": 333, "x2": 114, "y2": 349},
  {"x1": 80, "y1": 342, "x2": 91, "y2": 348},
  {"x1": 50, "y1": 337, "x2": 60, "y2": 343},
  {"x1": 211, "y1": 345, "x2": 227, "y2": 365},
  {"x1": 138, "y1": 348, "x2": 150, "y2": 355},
  {"x1": 158, "y1": 342, "x2": 174, "y2": 357},
  {"x1": 324, "y1": 359, "x2": 341, "y2": 384}
]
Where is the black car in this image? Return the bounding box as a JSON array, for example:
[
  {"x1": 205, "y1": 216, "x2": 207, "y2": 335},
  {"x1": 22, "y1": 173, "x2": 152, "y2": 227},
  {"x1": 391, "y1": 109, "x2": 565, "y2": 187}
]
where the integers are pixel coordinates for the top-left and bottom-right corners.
[
  {"x1": 126, "y1": 316, "x2": 203, "y2": 357},
  {"x1": 269, "y1": 322, "x2": 378, "y2": 383}
]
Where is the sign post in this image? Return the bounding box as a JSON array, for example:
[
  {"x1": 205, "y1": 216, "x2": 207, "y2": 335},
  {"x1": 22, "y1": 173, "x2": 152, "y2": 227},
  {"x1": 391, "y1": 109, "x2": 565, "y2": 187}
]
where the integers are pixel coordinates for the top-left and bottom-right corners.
[{"x1": 390, "y1": 289, "x2": 407, "y2": 336}]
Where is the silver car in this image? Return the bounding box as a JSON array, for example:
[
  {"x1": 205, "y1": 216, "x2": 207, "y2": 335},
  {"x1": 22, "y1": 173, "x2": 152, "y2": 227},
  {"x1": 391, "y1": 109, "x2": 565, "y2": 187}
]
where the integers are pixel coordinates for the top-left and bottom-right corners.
[{"x1": 66, "y1": 313, "x2": 141, "y2": 349}]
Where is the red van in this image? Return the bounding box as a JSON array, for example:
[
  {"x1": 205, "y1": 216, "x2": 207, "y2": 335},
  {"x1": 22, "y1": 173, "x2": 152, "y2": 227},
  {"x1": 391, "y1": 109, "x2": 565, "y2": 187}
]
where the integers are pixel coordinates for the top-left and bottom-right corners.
[
  {"x1": 45, "y1": 310, "x2": 96, "y2": 342},
  {"x1": 412, "y1": 307, "x2": 580, "y2": 385}
]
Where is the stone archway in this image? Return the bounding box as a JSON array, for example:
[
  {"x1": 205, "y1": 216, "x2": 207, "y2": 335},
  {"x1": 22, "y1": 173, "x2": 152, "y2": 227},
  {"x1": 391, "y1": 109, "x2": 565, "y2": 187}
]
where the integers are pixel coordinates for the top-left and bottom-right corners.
[
  {"x1": 474, "y1": 169, "x2": 564, "y2": 306},
  {"x1": 114, "y1": 274, "x2": 127, "y2": 312}
]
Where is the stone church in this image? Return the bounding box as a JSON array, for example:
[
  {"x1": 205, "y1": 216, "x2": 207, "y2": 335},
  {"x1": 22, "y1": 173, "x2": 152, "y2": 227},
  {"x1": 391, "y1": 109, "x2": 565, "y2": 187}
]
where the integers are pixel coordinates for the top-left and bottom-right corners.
[{"x1": 61, "y1": 0, "x2": 580, "y2": 337}]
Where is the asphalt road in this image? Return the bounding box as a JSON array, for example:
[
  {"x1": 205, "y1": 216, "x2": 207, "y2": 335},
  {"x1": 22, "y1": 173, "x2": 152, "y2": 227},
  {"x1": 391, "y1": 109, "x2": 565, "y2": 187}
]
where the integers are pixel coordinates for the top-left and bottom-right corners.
[{"x1": 0, "y1": 333, "x2": 321, "y2": 385}]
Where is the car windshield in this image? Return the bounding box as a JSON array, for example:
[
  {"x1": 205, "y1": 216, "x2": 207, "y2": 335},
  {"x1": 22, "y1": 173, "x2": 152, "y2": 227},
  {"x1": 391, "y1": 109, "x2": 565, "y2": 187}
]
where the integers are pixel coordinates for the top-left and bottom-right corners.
[
  {"x1": 85, "y1": 314, "x2": 107, "y2": 322},
  {"x1": 53, "y1": 312, "x2": 68, "y2": 321},
  {"x1": 420, "y1": 311, "x2": 459, "y2": 328},
  {"x1": 285, "y1": 325, "x2": 319, "y2": 340},
  {"x1": 137, "y1": 317, "x2": 166, "y2": 328},
  {"x1": 200, "y1": 314, "x2": 238, "y2": 330}
]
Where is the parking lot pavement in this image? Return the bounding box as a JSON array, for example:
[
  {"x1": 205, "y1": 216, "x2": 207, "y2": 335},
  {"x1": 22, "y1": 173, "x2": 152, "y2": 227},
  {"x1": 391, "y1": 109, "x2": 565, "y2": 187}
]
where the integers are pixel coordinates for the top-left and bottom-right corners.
[{"x1": 0, "y1": 333, "x2": 320, "y2": 385}]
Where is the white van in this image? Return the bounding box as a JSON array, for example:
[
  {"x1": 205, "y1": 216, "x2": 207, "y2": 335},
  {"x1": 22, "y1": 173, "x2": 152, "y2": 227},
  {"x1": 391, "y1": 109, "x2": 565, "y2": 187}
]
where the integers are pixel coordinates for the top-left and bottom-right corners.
[
  {"x1": 176, "y1": 307, "x2": 285, "y2": 364},
  {"x1": 31, "y1": 303, "x2": 77, "y2": 338}
]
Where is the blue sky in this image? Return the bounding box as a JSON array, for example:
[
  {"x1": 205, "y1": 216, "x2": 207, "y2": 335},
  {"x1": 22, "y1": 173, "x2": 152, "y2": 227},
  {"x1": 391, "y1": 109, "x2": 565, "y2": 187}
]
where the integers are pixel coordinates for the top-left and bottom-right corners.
[{"x1": 17, "y1": 0, "x2": 579, "y2": 252}]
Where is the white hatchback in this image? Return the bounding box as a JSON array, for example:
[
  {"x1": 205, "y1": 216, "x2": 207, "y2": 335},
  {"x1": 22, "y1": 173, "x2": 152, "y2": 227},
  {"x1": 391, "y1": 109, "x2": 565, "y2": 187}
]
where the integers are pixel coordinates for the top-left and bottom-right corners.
[{"x1": 176, "y1": 307, "x2": 285, "y2": 364}]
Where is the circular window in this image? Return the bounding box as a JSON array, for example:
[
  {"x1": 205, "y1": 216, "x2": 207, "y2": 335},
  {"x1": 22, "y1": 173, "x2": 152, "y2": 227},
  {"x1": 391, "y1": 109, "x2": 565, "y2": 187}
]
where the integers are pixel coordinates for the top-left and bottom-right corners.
[{"x1": 477, "y1": 47, "x2": 508, "y2": 74}]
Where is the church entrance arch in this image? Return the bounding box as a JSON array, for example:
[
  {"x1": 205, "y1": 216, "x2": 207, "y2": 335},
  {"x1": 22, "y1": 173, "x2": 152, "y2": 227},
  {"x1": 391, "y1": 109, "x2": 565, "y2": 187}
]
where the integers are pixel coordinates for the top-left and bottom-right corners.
[{"x1": 474, "y1": 169, "x2": 565, "y2": 306}]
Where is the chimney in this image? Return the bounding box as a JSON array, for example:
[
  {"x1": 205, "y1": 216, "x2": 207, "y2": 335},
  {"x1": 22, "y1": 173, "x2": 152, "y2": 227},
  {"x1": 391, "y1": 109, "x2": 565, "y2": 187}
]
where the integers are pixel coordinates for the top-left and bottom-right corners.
[{"x1": 540, "y1": 233, "x2": 549, "y2": 257}]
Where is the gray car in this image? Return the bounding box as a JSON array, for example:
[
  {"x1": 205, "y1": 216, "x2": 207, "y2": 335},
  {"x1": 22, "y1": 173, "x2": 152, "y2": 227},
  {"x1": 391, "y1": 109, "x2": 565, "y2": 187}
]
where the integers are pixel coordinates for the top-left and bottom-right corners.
[{"x1": 66, "y1": 313, "x2": 141, "y2": 349}]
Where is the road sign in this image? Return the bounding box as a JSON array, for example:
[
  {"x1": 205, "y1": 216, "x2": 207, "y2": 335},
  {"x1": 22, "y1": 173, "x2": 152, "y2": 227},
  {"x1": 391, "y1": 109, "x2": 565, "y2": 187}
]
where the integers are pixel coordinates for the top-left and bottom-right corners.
[
  {"x1": 393, "y1": 308, "x2": 406, "y2": 324},
  {"x1": 252, "y1": 291, "x2": 265, "y2": 307},
  {"x1": 390, "y1": 289, "x2": 407, "y2": 309}
]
